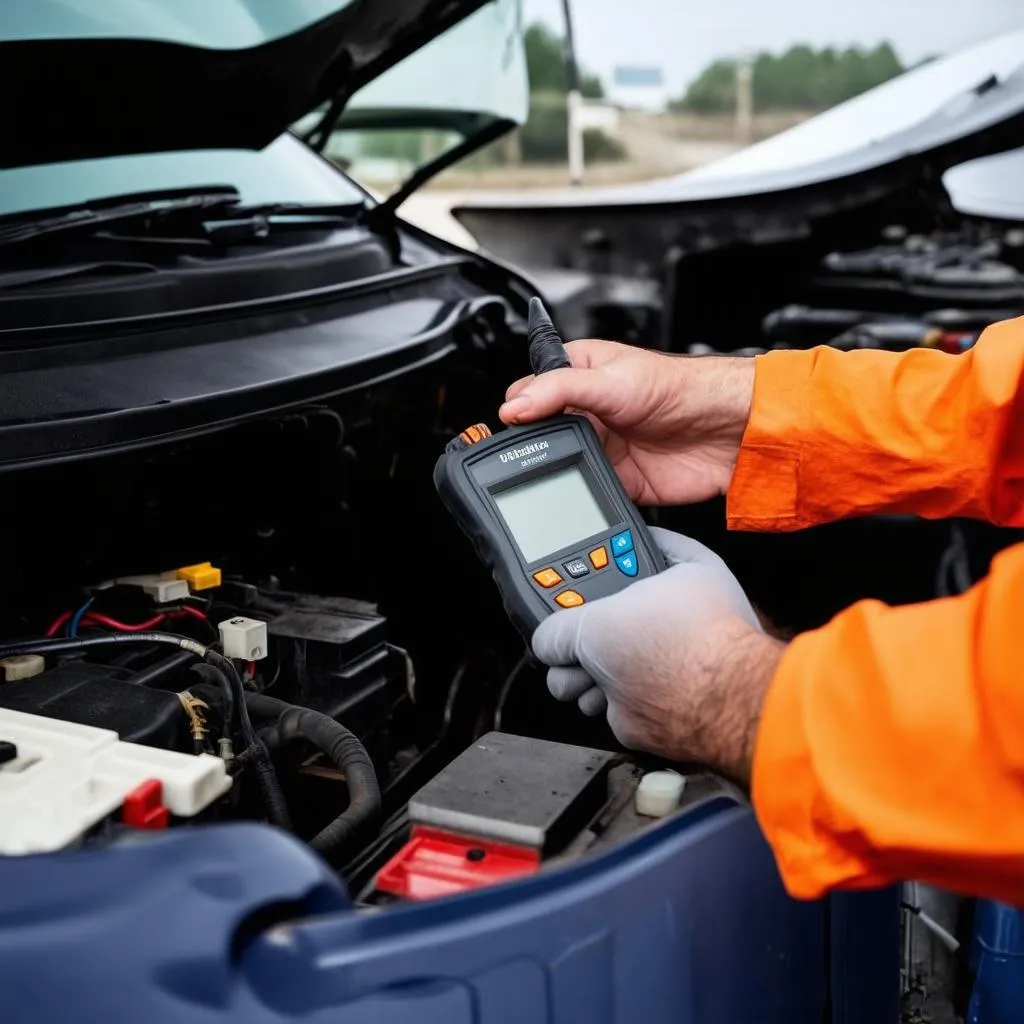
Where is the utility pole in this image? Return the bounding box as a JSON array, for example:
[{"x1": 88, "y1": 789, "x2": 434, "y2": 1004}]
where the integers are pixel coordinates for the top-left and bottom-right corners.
[
  {"x1": 560, "y1": 0, "x2": 584, "y2": 186},
  {"x1": 735, "y1": 55, "x2": 754, "y2": 144}
]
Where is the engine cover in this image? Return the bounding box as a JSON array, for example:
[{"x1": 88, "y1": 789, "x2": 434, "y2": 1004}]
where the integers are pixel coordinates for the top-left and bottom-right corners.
[{"x1": 0, "y1": 661, "x2": 193, "y2": 751}]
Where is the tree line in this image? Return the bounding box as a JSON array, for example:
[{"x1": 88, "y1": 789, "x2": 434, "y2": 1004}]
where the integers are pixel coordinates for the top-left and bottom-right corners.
[
  {"x1": 345, "y1": 27, "x2": 923, "y2": 173},
  {"x1": 672, "y1": 43, "x2": 909, "y2": 114}
]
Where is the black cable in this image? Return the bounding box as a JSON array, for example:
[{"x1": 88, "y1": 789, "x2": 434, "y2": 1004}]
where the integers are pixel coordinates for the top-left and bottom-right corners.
[
  {"x1": 527, "y1": 297, "x2": 571, "y2": 374},
  {"x1": 205, "y1": 652, "x2": 251, "y2": 744},
  {"x1": 494, "y1": 652, "x2": 530, "y2": 732},
  {"x1": 0, "y1": 631, "x2": 207, "y2": 661},
  {"x1": 936, "y1": 522, "x2": 973, "y2": 597},
  {"x1": 246, "y1": 692, "x2": 380, "y2": 859},
  {"x1": 205, "y1": 652, "x2": 292, "y2": 832},
  {"x1": 129, "y1": 650, "x2": 197, "y2": 688},
  {"x1": 189, "y1": 662, "x2": 237, "y2": 744}
]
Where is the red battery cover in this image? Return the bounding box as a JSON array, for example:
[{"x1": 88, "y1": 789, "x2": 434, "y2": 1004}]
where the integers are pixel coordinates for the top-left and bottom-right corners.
[{"x1": 375, "y1": 826, "x2": 541, "y2": 901}]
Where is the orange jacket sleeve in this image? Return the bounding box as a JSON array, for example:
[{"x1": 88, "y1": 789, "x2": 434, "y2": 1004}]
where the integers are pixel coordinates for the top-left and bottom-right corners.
[{"x1": 727, "y1": 318, "x2": 1024, "y2": 904}]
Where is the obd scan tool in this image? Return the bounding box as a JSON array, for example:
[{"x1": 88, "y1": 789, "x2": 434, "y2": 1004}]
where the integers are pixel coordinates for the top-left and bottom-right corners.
[{"x1": 435, "y1": 298, "x2": 666, "y2": 642}]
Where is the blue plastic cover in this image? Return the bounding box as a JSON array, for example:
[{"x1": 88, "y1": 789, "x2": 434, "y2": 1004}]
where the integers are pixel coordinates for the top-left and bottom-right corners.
[
  {"x1": 968, "y1": 899, "x2": 1024, "y2": 1024},
  {"x1": 0, "y1": 798, "x2": 898, "y2": 1023}
]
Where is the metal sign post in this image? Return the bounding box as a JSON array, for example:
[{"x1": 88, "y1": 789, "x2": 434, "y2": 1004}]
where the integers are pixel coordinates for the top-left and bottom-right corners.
[{"x1": 559, "y1": 0, "x2": 584, "y2": 186}]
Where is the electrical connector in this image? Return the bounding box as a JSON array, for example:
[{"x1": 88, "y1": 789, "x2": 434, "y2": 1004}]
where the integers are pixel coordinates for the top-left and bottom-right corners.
[
  {"x1": 0, "y1": 709, "x2": 231, "y2": 854},
  {"x1": 218, "y1": 617, "x2": 268, "y2": 661},
  {"x1": 176, "y1": 562, "x2": 222, "y2": 591},
  {"x1": 114, "y1": 572, "x2": 190, "y2": 604},
  {"x1": 1, "y1": 655, "x2": 45, "y2": 682}
]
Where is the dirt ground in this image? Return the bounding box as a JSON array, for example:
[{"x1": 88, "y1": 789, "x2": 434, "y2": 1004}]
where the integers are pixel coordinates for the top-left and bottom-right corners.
[
  {"x1": 372, "y1": 111, "x2": 813, "y2": 249},
  {"x1": 393, "y1": 137, "x2": 746, "y2": 249}
]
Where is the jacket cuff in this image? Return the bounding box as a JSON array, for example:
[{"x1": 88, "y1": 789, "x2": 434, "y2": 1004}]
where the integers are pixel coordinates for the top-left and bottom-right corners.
[
  {"x1": 751, "y1": 629, "x2": 885, "y2": 900},
  {"x1": 727, "y1": 349, "x2": 817, "y2": 532}
]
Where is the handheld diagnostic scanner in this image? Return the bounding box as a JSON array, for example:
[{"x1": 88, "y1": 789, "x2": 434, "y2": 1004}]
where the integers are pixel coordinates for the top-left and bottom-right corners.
[{"x1": 434, "y1": 298, "x2": 666, "y2": 642}]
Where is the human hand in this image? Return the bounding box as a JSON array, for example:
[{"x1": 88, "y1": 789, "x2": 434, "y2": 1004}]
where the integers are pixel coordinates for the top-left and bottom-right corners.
[
  {"x1": 531, "y1": 527, "x2": 784, "y2": 781},
  {"x1": 500, "y1": 340, "x2": 754, "y2": 506}
]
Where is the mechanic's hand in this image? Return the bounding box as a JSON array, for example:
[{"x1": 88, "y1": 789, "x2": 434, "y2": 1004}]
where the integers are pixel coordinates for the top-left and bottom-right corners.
[
  {"x1": 499, "y1": 341, "x2": 754, "y2": 505},
  {"x1": 532, "y1": 528, "x2": 784, "y2": 781}
]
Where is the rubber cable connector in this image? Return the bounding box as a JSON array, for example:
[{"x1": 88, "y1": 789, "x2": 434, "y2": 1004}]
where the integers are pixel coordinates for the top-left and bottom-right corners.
[{"x1": 527, "y1": 296, "x2": 570, "y2": 376}]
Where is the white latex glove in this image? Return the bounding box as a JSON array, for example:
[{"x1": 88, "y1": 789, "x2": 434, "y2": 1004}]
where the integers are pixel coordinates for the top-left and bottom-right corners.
[{"x1": 532, "y1": 527, "x2": 783, "y2": 779}]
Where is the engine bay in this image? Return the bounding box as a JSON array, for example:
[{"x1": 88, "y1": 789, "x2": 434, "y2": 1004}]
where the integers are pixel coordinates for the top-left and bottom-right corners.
[
  {"x1": 665, "y1": 219, "x2": 1024, "y2": 356},
  {"x1": 2, "y1": 218, "x2": 1021, "y2": 859},
  {"x1": 0, "y1": 341, "x2": 736, "y2": 907},
  {"x1": 0, "y1": 210, "x2": 1020, "y2": 1022}
]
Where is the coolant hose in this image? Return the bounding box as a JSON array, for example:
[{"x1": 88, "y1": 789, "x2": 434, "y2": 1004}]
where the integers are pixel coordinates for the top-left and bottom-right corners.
[{"x1": 245, "y1": 693, "x2": 381, "y2": 858}]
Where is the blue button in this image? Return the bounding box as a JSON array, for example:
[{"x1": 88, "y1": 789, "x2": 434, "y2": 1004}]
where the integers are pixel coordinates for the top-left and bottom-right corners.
[
  {"x1": 615, "y1": 552, "x2": 638, "y2": 577},
  {"x1": 610, "y1": 530, "x2": 634, "y2": 556}
]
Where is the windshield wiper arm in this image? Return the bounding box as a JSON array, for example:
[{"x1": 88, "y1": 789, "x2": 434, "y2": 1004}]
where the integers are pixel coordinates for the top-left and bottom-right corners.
[
  {"x1": 209, "y1": 200, "x2": 366, "y2": 220},
  {"x1": 0, "y1": 186, "x2": 241, "y2": 247}
]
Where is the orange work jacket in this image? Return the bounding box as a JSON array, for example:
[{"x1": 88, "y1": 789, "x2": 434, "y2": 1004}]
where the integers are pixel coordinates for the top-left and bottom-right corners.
[{"x1": 729, "y1": 315, "x2": 1024, "y2": 905}]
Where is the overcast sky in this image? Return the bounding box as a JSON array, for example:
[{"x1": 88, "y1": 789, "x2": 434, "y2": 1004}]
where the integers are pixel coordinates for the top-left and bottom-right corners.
[{"x1": 522, "y1": 0, "x2": 1024, "y2": 96}]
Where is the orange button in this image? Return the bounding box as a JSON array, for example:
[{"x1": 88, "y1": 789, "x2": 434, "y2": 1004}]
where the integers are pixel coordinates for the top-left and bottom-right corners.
[
  {"x1": 533, "y1": 568, "x2": 563, "y2": 589},
  {"x1": 589, "y1": 546, "x2": 609, "y2": 570},
  {"x1": 555, "y1": 590, "x2": 585, "y2": 608}
]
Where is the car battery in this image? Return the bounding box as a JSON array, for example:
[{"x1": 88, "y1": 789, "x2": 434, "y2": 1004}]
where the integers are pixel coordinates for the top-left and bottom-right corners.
[{"x1": 373, "y1": 732, "x2": 629, "y2": 900}]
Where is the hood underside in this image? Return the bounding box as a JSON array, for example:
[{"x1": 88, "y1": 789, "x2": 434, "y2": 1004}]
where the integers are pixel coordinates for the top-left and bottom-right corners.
[{"x1": 0, "y1": 0, "x2": 487, "y2": 169}]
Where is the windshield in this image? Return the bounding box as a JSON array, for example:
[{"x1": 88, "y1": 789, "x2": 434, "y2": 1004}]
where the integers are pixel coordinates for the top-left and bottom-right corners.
[
  {"x1": 0, "y1": 0, "x2": 356, "y2": 45},
  {"x1": 0, "y1": 134, "x2": 364, "y2": 220},
  {"x1": 298, "y1": 0, "x2": 528, "y2": 193}
]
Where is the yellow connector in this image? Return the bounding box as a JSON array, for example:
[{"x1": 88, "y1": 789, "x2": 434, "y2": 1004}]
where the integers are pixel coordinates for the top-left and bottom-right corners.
[{"x1": 176, "y1": 562, "x2": 222, "y2": 591}]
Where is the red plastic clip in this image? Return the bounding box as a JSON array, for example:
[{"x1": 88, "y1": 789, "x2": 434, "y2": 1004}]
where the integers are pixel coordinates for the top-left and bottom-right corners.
[{"x1": 122, "y1": 778, "x2": 169, "y2": 830}]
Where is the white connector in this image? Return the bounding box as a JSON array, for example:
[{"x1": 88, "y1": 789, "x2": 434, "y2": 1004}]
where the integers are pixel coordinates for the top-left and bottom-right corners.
[
  {"x1": 113, "y1": 572, "x2": 190, "y2": 604},
  {"x1": 635, "y1": 770, "x2": 686, "y2": 818},
  {"x1": 0, "y1": 709, "x2": 232, "y2": 855},
  {"x1": 218, "y1": 617, "x2": 268, "y2": 661},
  {"x1": 1, "y1": 654, "x2": 45, "y2": 681}
]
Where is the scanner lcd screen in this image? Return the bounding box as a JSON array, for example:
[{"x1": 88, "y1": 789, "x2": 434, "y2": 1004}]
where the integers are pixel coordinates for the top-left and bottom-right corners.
[{"x1": 492, "y1": 465, "x2": 610, "y2": 563}]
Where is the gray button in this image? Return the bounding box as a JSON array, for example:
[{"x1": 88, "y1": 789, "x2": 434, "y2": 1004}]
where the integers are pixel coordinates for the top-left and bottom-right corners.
[{"x1": 563, "y1": 558, "x2": 590, "y2": 579}]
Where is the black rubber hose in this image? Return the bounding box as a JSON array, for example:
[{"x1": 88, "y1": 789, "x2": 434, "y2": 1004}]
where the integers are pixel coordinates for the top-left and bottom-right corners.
[{"x1": 246, "y1": 693, "x2": 380, "y2": 858}]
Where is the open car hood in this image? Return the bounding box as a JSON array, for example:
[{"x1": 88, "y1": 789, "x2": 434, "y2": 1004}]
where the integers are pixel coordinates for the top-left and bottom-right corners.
[
  {"x1": 454, "y1": 30, "x2": 1024, "y2": 262},
  {"x1": 0, "y1": 0, "x2": 490, "y2": 169}
]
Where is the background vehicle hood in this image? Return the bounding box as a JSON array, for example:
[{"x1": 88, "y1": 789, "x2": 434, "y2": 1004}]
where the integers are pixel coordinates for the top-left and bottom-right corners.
[
  {"x1": 455, "y1": 28, "x2": 1024, "y2": 217},
  {"x1": 0, "y1": 0, "x2": 489, "y2": 169}
]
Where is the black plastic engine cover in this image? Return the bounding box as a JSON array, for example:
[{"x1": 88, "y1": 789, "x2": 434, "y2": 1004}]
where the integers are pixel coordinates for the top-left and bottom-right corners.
[{"x1": 0, "y1": 661, "x2": 191, "y2": 751}]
